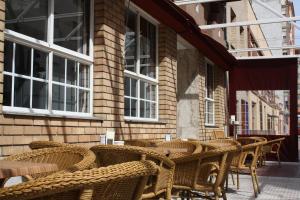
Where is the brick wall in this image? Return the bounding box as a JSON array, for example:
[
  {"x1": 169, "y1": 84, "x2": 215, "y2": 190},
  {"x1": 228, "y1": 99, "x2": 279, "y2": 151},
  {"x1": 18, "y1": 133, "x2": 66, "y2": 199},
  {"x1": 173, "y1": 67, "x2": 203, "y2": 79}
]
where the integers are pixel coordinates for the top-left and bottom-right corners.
[{"x1": 0, "y1": 0, "x2": 177, "y2": 157}]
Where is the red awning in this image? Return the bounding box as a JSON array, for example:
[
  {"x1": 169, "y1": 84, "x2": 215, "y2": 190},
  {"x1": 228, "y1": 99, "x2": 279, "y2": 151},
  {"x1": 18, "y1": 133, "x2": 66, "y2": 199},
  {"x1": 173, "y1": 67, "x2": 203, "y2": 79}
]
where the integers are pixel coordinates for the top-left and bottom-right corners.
[{"x1": 131, "y1": 0, "x2": 236, "y2": 70}]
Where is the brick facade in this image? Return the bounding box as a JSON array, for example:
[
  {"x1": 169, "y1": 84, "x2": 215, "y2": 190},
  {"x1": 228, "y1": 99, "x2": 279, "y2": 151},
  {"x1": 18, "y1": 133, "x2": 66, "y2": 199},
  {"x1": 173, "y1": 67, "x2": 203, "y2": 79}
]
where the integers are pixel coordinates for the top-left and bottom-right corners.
[
  {"x1": 0, "y1": 0, "x2": 227, "y2": 157},
  {"x1": 0, "y1": 0, "x2": 178, "y2": 157}
]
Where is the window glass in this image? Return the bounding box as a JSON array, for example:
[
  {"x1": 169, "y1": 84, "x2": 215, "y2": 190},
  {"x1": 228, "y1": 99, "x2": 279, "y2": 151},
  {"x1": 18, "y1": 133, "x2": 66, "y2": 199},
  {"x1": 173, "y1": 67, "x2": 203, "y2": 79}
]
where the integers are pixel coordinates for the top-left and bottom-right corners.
[
  {"x1": 206, "y1": 64, "x2": 214, "y2": 99},
  {"x1": 4, "y1": 0, "x2": 92, "y2": 115},
  {"x1": 54, "y1": 0, "x2": 90, "y2": 54},
  {"x1": 5, "y1": 0, "x2": 48, "y2": 41},
  {"x1": 67, "y1": 60, "x2": 77, "y2": 85},
  {"x1": 125, "y1": 9, "x2": 137, "y2": 73},
  {"x1": 33, "y1": 50, "x2": 48, "y2": 79},
  {"x1": 4, "y1": 41, "x2": 13, "y2": 72},
  {"x1": 52, "y1": 84, "x2": 64, "y2": 111},
  {"x1": 53, "y1": 55, "x2": 65, "y2": 83},
  {"x1": 14, "y1": 77, "x2": 30, "y2": 108},
  {"x1": 3, "y1": 76, "x2": 12, "y2": 106},
  {"x1": 79, "y1": 90, "x2": 89, "y2": 112},
  {"x1": 140, "y1": 17, "x2": 156, "y2": 79},
  {"x1": 66, "y1": 87, "x2": 77, "y2": 112},
  {"x1": 15, "y1": 44, "x2": 31, "y2": 76},
  {"x1": 124, "y1": 10, "x2": 158, "y2": 120},
  {"x1": 32, "y1": 81, "x2": 48, "y2": 109}
]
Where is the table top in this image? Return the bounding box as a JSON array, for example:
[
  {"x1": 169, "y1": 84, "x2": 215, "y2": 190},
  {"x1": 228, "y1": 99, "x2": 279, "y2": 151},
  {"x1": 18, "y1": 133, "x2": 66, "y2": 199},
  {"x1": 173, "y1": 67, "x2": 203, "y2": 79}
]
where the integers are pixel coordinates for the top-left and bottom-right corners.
[{"x1": 0, "y1": 160, "x2": 59, "y2": 179}]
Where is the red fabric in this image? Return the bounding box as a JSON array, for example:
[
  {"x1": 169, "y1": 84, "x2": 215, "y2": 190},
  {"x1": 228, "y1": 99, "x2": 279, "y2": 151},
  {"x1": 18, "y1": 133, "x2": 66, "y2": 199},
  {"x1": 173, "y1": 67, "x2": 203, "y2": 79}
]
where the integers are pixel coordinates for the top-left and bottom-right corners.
[
  {"x1": 229, "y1": 58, "x2": 298, "y2": 162},
  {"x1": 130, "y1": 0, "x2": 236, "y2": 70}
]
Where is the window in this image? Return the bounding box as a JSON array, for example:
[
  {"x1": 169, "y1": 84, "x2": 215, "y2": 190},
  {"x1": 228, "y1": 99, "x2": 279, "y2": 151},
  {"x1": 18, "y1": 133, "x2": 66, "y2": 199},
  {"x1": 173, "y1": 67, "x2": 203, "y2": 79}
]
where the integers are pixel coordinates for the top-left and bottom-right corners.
[
  {"x1": 124, "y1": 8, "x2": 158, "y2": 121},
  {"x1": 3, "y1": 0, "x2": 93, "y2": 117},
  {"x1": 205, "y1": 63, "x2": 215, "y2": 126}
]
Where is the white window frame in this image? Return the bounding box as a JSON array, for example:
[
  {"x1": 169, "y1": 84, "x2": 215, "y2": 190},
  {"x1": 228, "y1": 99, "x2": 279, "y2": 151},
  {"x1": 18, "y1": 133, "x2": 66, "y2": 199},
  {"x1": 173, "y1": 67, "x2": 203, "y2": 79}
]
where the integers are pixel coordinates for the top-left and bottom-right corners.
[
  {"x1": 3, "y1": 0, "x2": 94, "y2": 118},
  {"x1": 124, "y1": 3, "x2": 159, "y2": 122},
  {"x1": 205, "y1": 60, "x2": 215, "y2": 126}
]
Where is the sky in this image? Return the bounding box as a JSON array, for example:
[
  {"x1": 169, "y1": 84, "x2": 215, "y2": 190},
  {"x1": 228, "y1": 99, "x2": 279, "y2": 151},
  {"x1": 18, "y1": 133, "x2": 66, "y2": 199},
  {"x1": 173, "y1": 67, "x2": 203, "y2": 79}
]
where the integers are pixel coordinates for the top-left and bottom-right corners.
[{"x1": 294, "y1": 0, "x2": 300, "y2": 45}]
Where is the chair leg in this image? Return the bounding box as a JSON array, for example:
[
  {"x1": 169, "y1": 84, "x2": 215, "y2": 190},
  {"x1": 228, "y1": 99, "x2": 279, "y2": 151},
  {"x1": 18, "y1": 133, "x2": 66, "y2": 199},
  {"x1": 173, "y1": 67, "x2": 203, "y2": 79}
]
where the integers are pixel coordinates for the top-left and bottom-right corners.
[
  {"x1": 250, "y1": 168, "x2": 258, "y2": 197},
  {"x1": 236, "y1": 170, "x2": 240, "y2": 190},
  {"x1": 254, "y1": 170, "x2": 260, "y2": 194},
  {"x1": 221, "y1": 190, "x2": 227, "y2": 200},
  {"x1": 277, "y1": 152, "x2": 281, "y2": 166},
  {"x1": 231, "y1": 172, "x2": 235, "y2": 186}
]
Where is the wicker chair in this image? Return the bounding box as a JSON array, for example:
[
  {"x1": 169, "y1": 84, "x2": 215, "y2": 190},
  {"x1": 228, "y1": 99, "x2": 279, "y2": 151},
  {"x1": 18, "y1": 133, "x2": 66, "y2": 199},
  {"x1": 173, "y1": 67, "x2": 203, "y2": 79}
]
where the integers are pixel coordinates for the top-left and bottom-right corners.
[
  {"x1": 260, "y1": 137, "x2": 285, "y2": 166},
  {"x1": 90, "y1": 145, "x2": 175, "y2": 200},
  {"x1": 4, "y1": 146, "x2": 95, "y2": 179},
  {"x1": 124, "y1": 139, "x2": 159, "y2": 147},
  {"x1": 230, "y1": 138, "x2": 266, "y2": 197},
  {"x1": 212, "y1": 131, "x2": 227, "y2": 139},
  {"x1": 155, "y1": 140, "x2": 203, "y2": 159},
  {"x1": 0, "y1": 161, "x2": 158, "y2": 200},
  {"x1": 171, "y1": 145, "x2": 240, "y2": 200},
  {"x1": 29, "y1": 141, "x2": 68, "y2": 150}
]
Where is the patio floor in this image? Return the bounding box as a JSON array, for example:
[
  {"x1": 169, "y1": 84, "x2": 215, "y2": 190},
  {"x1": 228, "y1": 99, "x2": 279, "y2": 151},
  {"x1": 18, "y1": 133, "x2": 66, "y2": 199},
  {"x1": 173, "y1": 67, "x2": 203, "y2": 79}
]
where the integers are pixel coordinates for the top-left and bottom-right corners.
[{"x1": 227, "y1": 162, "x2": 300, "y2": 200}]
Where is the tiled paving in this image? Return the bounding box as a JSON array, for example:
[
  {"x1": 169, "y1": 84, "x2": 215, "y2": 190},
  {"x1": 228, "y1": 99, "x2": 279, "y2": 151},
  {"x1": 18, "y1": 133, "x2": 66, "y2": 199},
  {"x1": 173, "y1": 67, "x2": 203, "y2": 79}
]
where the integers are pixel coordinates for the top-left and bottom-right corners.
[{"x1": 227, "y1": 162, "x2": 300, "y2": 200}]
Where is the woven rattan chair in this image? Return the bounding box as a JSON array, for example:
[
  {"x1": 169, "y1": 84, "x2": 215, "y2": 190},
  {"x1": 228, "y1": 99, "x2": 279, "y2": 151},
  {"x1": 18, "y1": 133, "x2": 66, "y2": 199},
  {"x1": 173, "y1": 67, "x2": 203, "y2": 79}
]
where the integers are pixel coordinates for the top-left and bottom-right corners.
[
  {"x1": 0, "y1": 161, "x2": 158, "y2": 200},
  {"x1": 4, "y1": 146, "x2": 95, "y2": 179},
  {"x1": 124, "y1": 139, "x2": 159, "y2": 147},
  {"x1": 212, "y1": 131, "x2": 227, "y2": 139},
  {"x1": 230, "y1": 138, "x2": 266, "y2": 197},
  {"x1": 155, "y1": 140, "x2": 203, "y2": 159},
  {"x1": 260, "y1": 137, "x2": 285, "y2": 166},
  {"x1": 171, "y1": 145, "x2": 240, "y2": 200},
  {"x1": 29, "y1": 141, "x2": 68, "y2": 150},
  {"x1": 90, "y1": 145, "x2": 175, "y2": 200}
]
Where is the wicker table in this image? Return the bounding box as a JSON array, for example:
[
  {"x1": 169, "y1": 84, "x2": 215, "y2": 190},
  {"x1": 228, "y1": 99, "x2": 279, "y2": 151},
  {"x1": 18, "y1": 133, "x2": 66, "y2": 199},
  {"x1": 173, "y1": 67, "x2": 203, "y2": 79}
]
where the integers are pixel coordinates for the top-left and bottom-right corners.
[{"x1": 0, "y1": 160, "x2": 58, "y2": 186}]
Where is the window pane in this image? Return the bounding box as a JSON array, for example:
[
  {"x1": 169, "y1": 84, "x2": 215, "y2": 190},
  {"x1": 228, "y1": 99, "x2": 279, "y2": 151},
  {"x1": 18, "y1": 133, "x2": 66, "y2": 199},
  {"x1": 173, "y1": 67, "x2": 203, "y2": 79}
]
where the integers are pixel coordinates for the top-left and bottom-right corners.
[
  {"x1": 206, "y1": 64, "x2": 214, "y2": 99},
  {"x1": 52, "y1": 84, "x2": 64, "y2": 111},
  {"x1": 140, "y1": 100, "x2": 145, "y2": 118},
  {"x1": 32, "y1": 81, "x2": 48, "y2": 109},
  {"x1": 5, "y1": 0, "x2": 48, "y2": 41},
  {"x1": 79, "y1": 64, "x2": 89, "y2": 88},
  {"x1": 131, "y1": 99, "x2": 137, "y2": 117},
  {"x1": 54, "y1": 0, "x2": 90, "y2": 54},
  {"x1": 145, "y1": 101, "x2": 150, "y2": 118},
  {"x1": 151, "y1": 85, "x2": 156, "y2": 101},
  {"x1": 14, "y1": 77, "x2": 30, "y2": 108},
  {"x1": 125, "y1": 97, "x2": 130, "y2": 116},
  {"x1": 66, "y1": 87, "x2": 77, "y2": 112},
  {"x1": 125, "y1": 9, "x2": 137, "y2": 73},
  {"x1": 140, "y1": 81, "x2": 150, "y2": 100},
  {"x1": 140, "y1": 17, "x2": 156, "y2": 79},
  {"x1": 3, "y1": 75, "x2": 12, "y2": 106},
  {"x1": 151, "y1": 103, "x2": 156, "y2": 119},
  {"x1": 33, "y1": 50, "x2": 48, "y2": 79},
  {"x1": 15, "y1": 44, "x2": 31, "y2": 76},
  {"x1": 131, "y1": 79, "x2": 137, "y2": 97},
  {"x1": 125, "y1": 77, "x2": 130, "y2": 96},
  {"x1": 67, "y1": 60, "x2": 77, "y2": 85},
  {"x1": 4, "y1": 41, "x2": 13, "y2": 72},
  {"x1": 53, "y1": 55, "x2": 65, "y2": 83},
  {"x1": 79, "y1": 89, "x2": 89, "y2": 113}
]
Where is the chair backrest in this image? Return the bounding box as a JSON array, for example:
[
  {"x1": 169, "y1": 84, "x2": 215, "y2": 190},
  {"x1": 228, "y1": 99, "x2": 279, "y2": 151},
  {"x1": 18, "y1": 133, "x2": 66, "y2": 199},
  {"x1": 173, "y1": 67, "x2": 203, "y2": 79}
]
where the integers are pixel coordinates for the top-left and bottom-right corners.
[
  {"x1": 266, "y1": 137, "x2": 285, "y2": 153},
  {"x1": 0, "y1": 161, "x2": 158, "y2": 200},
  {"x1": 208, "y1": 139, "x2": 241, "y2": 147},
  {"x1": 213, "y1": 131, "x2": 226, "y2": 139},
  {"x1": 171, "y1": 145, "x2": 240, "y2": 194},
  {"x1": 233, "y1": 138, "x2": 266, "y2": 168},
  {"x1": 90, "y1": 145, "x2": 175, "y2": 199},
  {"x1": 5, "y1": 146, "x2": 95, "y2": 178},
  {"x1": 156, "y1": 140, "x2": 202, "y2": 157},
  {"x1": 124, "y1": 139, "x2": 157, "y2": 147},
  {"x1": 29, "y1": 141, "x2": 68, "y2": 150}
]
